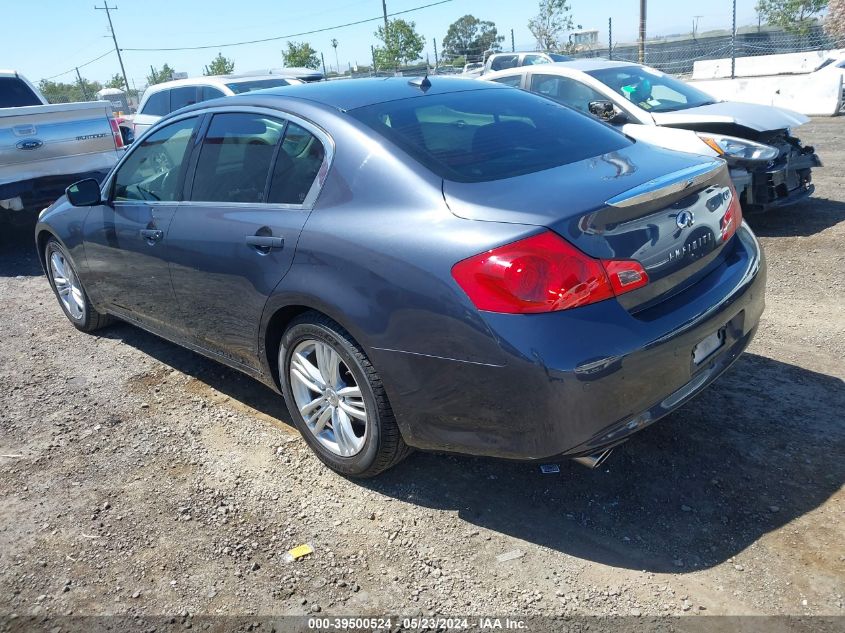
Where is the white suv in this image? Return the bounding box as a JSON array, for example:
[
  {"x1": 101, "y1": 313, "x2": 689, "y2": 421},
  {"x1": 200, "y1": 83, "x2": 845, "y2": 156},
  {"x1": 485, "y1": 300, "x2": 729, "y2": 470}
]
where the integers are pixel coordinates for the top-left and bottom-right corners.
[
  {"x1": 132, "y1": 74, "x2": 304, "y2": 137},
  {"x1": 482, "y1": 52, "x2": 573, "y2": 75}
]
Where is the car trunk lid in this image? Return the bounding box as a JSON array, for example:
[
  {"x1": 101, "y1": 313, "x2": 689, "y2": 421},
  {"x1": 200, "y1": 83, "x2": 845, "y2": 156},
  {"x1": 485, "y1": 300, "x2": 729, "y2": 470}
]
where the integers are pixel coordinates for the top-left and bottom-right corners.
[{"x1": 443, "y1": 145, "x2": 738, "y2": 311}]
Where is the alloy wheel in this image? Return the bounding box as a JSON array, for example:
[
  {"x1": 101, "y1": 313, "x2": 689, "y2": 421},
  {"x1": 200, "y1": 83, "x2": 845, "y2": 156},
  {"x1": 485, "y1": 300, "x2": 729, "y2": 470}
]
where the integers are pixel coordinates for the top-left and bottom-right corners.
[
  {"x1": 288, "y1": 338, "x2": 368, "y2": 457},
  {"x1": 50, "y1": 250, "x2": 85, "y2": 321}
]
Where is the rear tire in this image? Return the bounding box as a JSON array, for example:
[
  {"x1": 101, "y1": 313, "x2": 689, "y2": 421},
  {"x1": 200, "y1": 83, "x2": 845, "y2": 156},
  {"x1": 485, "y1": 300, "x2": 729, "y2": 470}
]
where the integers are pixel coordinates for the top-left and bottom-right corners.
[
  {"x1": 44, "y1": 239, "x2": 113, "y2": 332},
  {"x1": 280, "y1": 312, "x2": 411, "y2": 477}
]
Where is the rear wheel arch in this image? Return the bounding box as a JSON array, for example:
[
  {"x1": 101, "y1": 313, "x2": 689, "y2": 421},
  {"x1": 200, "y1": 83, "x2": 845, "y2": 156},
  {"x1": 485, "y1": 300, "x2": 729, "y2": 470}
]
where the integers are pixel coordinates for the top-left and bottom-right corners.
[
  {"x1": 264, "y1": 304, "x2": 313, "y2": 389},
  {"x1": 262, "y1": 300, "x2": 364, "y2": 390}
]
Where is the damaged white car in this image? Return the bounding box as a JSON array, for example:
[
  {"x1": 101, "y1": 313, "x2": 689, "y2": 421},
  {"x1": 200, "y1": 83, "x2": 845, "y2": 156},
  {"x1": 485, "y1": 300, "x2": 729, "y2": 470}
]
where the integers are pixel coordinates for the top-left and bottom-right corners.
[{"x1": 484, "y1": 59, "x2": 821, "y2": 213}]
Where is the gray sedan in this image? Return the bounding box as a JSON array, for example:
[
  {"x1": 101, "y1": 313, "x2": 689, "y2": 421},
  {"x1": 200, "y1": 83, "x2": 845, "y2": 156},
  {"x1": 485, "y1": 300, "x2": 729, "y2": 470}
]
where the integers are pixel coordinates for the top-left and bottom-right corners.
[{"x1": 36, "y1": 77, "x2": 764, "y2": 476}]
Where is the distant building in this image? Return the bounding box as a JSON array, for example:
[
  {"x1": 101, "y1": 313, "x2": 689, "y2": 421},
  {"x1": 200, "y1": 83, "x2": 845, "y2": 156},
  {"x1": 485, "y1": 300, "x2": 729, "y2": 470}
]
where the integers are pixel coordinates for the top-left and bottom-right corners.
[{"x1": 570, "y1": 29, "x2": 600, "y2": 51}]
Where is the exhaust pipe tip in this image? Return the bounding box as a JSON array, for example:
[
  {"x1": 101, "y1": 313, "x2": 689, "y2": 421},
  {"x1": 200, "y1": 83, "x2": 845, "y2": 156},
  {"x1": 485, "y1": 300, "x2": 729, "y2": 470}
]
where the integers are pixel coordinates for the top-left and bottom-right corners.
[{"x1": 572, "y1": 448, "x2": 614, "y2": 469}]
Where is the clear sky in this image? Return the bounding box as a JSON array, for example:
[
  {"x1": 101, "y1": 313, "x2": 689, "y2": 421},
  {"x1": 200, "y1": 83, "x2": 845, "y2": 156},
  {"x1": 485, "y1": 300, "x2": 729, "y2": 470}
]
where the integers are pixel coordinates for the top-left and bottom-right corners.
[{"x1": 2, "y1": 0, "x2": 763, "y2": 88}]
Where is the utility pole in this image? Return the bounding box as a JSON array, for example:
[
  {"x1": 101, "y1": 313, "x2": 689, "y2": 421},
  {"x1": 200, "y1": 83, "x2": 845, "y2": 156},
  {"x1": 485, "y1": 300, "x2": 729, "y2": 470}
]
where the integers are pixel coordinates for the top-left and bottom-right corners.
[
  {"x1": 95, "y1": 3, "x2": 131, "y2": 101},
  {"x1": 320, "y1": 52, "x2": 327, "y2": 80},
  {"x1": 331, "y1": 38, "x2": 339, "y2": 75},
  {"x1": 693, "y1": 15, "x2": 703, "y2": 38},
  {"x1": 381, "y1": 0, "x2": 389, "y2": 34},
  {"x1": 638, "y1": 0, "x2": 647, "y2": 64},
  {"x1": 511, "y1": 28, "x2": 515, "y2": 52},
  {"x1": 608, "y1": 18, "x2": 613, "y2": 60},
  {"x1": 75, "y1": 67, "x2": 90, "y2": 101},
  {"x1": 731, "y1": 0, "x2": 737, "y2": 78},
  {"x1": 433, "y1": 38, "x2": 439, "y2": 72}
]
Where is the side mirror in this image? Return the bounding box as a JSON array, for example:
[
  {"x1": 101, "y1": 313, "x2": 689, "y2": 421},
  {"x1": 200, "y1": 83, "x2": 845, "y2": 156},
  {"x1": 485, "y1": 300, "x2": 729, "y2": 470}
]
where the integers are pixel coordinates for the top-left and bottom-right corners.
[
  {"x1": 589, "y1": 100, "x2": 628, "y2": 124},
  {"x1": 66, "y1": 178, "x2": 102, "y2": 207}
]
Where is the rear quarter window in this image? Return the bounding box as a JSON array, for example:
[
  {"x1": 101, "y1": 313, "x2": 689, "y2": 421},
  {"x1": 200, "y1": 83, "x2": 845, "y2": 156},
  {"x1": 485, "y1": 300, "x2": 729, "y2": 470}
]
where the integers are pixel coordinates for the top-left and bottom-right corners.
[
  {"x1": 170, "y1": 86, "x2": 199, "y2": 111},
  {"x1": 349, "y1": 88, "x2": 631, "y2": 183},
  {"x1": 0, "y1": 77, "x2": 41, "y2": 107},
  {"x1": 141, "y1": 89, "x2": 169, "y2": 116}
]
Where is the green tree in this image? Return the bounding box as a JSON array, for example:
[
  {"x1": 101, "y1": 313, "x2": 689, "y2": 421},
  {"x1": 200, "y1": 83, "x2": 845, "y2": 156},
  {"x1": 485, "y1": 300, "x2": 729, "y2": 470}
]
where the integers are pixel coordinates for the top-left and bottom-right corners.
[
  {"x1": 204, "y1": 52, "x2": 235, "y2": 75},
  {"x1": 38, "y1": 78, "x2": 103, "y2": 103},
  {"x1": 282, "y1": 41, "x2": 320, "y2": 69},
  {"x1": 756, "y1": 0, "x2": 828, "y2": 34},
  {"x1": 105, "y1": 73, "x2": 125, "y2": 90},
  {"x1": 528, "y1": 0, "x2": 575, "y2": 50},
  {"x1": 146, "y1": 64, "x2": 175, "y2": 85},
  {"x1": 828, "y1": 0, "x2": 845, "y2": 37},
  {"x1": 442, "y1": 15, "x2": 504, "y2": 60},
  {"x1": 374, "y1": 18, "x2": 425, "y2": 69}
]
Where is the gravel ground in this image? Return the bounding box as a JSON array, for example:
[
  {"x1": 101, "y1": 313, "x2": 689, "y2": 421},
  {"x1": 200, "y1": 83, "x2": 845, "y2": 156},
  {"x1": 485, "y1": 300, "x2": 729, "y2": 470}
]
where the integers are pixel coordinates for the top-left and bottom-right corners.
[{"x1": 0, "y1": 119, "x2": 843, "y2": 628}]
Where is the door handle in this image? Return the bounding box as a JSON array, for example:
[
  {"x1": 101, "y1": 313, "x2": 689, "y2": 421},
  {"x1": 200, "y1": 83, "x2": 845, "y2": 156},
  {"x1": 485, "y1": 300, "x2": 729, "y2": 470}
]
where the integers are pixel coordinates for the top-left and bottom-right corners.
[
  {"x1": 245, "y1": 235, "x2": 284, "y2": 249},
  {"x1": 140, "y1": 229, "x2": 163, "y2": 242}
]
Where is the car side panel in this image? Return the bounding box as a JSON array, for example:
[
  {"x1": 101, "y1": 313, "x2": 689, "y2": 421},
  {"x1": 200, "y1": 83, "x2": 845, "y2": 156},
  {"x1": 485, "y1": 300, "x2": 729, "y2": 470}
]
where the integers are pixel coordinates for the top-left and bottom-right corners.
[{"x1": 34, "y1": 198, "x2": 91, "y2": 282}]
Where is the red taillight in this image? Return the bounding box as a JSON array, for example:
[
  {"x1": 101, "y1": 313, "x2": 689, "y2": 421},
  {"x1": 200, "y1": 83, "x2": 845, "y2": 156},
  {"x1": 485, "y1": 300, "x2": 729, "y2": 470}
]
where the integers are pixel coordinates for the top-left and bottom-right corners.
[
  {"x1": 720, "y1": 184, "x2": 743, "y2": 242},
  {"x1": 601, "y1": 259, "x2": 650, "y2": 294},
  {"x1": 451, "y1": 230, "x2": 649, "y2": 314},
  {"x1": 109, "y1": 117, "x2": 124, "y2": 149}
]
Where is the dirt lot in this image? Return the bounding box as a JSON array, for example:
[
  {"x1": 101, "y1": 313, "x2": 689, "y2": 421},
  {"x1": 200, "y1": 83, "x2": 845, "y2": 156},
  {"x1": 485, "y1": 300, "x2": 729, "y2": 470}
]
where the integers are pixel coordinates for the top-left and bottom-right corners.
[{"x1": 0, "y1": 119, "x2": 843, "y2": 629}]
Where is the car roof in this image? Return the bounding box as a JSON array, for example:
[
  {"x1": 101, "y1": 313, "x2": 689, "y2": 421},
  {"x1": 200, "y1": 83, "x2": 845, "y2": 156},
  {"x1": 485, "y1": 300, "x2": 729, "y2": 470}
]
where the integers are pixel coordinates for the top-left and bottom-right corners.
[
  {"x1": 483, "y1": 59, "x2": 640, "y2": 79},
  {"x1": 255, "y1": 76, "x2": 505, "y2": 112},
  {"x1": 144, "y1": 73, "x2": 299, "y2": 94},
  {"x1": 558, "y1": 59, "x2": 642, "y2": 72}
]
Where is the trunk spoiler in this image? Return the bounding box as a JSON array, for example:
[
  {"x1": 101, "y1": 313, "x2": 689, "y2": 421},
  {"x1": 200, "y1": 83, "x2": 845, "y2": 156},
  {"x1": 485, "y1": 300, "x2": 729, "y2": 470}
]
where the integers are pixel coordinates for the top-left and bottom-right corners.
[{"x1": 606, "y1": 161, "x2": 725, "y2": 209}]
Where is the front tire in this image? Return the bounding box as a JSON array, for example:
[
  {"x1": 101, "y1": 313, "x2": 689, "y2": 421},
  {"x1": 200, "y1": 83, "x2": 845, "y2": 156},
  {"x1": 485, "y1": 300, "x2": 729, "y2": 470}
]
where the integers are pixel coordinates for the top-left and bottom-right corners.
[
  {"x1": 44, "y1": 239, "x2": 112, "y2": 332},
  {"x1": 280, "y1": 312, "x2": 410, "y2": 477}
]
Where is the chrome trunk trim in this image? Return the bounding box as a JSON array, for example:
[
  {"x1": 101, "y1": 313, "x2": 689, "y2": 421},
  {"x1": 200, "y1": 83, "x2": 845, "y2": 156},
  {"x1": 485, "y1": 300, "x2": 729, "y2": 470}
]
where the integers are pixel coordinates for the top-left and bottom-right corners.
[{"x1": 606, "y1": 161, "x2": 726, "y2": 208}]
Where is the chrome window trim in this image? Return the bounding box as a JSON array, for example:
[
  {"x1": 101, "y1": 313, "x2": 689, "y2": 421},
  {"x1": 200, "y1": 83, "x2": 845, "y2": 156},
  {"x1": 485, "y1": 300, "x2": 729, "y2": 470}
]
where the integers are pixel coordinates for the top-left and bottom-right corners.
[{"x1": 102, "y1": 105, "x2": 335, "y2": 211}]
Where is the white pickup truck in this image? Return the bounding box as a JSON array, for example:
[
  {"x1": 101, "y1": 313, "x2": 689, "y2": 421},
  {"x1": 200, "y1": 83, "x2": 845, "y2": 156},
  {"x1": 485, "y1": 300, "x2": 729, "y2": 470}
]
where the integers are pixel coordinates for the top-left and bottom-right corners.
[{"x1": 1, "y1": 70, "x2": 125, "y2": 221}]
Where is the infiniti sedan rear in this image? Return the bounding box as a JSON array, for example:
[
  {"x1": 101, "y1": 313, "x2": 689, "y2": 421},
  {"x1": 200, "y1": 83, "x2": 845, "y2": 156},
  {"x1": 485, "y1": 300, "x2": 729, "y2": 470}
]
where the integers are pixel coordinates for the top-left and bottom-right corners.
[{"x1": 36, "y1": 78, "x2": 765, "y2": 477}]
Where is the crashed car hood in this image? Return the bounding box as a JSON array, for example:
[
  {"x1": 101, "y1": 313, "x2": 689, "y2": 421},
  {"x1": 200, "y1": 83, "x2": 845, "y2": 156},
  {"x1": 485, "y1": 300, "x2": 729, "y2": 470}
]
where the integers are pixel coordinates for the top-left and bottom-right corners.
[{"x1": 651, "y1": 101, "x2": 809, "y2": 132}]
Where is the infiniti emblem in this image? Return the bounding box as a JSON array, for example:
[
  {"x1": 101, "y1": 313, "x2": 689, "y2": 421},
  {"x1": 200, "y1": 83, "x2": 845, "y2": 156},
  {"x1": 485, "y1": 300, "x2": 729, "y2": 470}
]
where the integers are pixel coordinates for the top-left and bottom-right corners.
[{"x1": 675, "y1": 210, "x2": 695, "y2": 230}]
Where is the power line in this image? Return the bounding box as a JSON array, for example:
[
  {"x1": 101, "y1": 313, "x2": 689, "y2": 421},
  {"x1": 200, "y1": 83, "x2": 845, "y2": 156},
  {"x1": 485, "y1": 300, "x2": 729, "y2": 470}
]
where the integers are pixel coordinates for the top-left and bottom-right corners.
[
  {"x1": 121, "y1": 0, "x2": 455, "y2": 52},
  {"x1": 42, "y1": 49, "x2": 114, "y2": 80}
]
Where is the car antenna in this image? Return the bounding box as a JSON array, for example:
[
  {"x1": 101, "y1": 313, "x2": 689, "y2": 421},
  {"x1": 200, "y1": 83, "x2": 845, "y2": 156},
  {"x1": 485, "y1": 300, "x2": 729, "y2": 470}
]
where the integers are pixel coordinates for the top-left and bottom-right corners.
[{"x1": 408, "y1": 73, "x2": 431, "y2": 92}]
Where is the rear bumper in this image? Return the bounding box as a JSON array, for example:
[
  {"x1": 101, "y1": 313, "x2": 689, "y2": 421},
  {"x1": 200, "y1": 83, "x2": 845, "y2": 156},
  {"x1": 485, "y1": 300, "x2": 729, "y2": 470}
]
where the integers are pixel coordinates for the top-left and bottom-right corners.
[{"x1": 373, "y1": 223, "x2": 765, "y2": 460}]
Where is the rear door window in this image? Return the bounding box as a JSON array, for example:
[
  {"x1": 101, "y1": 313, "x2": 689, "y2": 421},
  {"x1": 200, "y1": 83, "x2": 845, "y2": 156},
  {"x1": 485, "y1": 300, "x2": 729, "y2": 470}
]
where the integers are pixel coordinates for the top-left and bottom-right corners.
[
  {"x1": 350, "y1": 87, "x2": 630, "y2": 183},
  {"x1": 0, "y1": 77, "x2": 41, "y2": 107},
  {"x1": 490, "y1": 55, "x2": 518, "y2": 71},
  {"x1": 141, "y1": 89, "x2": 169, "y2": 116},
  {"x1": 170, "y1": 86, "x2": 199, "y2": 112},
  {"x1": 190, "y1": 112, "x2": 285, "y2": 203},
  {"x1": 522, "y1": 54, "x2": 550, "y2": 66},
  {"x1": 200, "y1": 86, "x2": 226, "y2": 101}
]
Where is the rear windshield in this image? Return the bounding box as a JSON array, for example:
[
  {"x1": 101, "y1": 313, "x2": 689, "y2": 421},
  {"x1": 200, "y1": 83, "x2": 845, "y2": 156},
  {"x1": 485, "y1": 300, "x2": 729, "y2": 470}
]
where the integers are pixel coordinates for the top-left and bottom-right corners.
[
  {"x1": 349, "y1": 87, "x2": 631, "y2": 183},
  {"x1": 225, "y1": 78, "x2": 295, "y2": 94},
  {"x1": 0, "y1": 77, "x2": 41, "y2": 107}
]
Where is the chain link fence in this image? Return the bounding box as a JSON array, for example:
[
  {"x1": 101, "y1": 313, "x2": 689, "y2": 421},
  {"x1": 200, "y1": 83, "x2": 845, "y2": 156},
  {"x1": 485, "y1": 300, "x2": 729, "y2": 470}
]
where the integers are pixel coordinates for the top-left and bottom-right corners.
[{"x1": 569, "y1": 24, "x2": 845, "y2": 76}]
